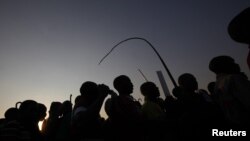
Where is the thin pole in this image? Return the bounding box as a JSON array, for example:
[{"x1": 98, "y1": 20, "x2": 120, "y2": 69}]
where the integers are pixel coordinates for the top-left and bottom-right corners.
[
  {"x1": 138, "y1": 69, "x2": 148, "y2": 82},
  {"x1": 99, "y1": 37, "x2": 177, "y2": 88},
  {"x1": 70, "y1": 94, "x2": 72, "y2": 103}
]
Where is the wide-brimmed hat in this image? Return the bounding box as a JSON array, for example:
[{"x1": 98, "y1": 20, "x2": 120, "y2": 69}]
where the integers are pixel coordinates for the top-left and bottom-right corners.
[{"x1": 228, "y1": 7, "x2": 250, "y2": 44}]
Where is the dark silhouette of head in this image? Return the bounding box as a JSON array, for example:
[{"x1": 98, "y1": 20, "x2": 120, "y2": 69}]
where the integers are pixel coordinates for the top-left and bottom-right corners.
[
  {"x1": 113, "y1": 75, "x2": 133, "y2": 95},
  {"x1": 80, "y1": 81, "x2": 99, "y2": 102},
  {"x1": 207, "y1": 81, "x2": 216, "y2": 95},
  {"x1": 172, "y1": 86, "x2": 183, "y2": 99},
  {"x1": 49, "y1": 101, "x2": 62, "y2": 118},
  {"x1": 178, "y1": 73, "x2": 198, "y2": 92},
  {"x1": 4, "y1": 107, "x2": 19, "y2": 121},
  {"x1": 37, "y1": 103, "x2": 47, "y2": 121},
  {"x1": 209, "y1": 56, "x2": 240, "y2": 74},
  {"x1": 140, "y1": 82, "x2": 160, "y2": 100},
  {"x1": 61, "y1": 100, "x2": 72, "y2": 115},
  {"x1": 228, "y1": 7, "x2": 250, "y2": 44},
  {"x1": 74, "y1": 95, "x2": 82, "y2": 104},
  {"x1": 19, "y1": 100, "x2": 38, "y2": 123},
  {"x1": 207, "y1": 81, "x2": 219, "y2": 101}
]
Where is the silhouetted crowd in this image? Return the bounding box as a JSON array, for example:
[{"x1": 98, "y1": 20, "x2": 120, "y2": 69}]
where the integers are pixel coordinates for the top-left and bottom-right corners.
[{"x1": 1, "y1": 7, "x2": 250, "y2": 140}]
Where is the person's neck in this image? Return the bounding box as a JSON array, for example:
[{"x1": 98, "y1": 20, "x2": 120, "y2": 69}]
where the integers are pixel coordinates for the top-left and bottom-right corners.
[{"x1": 119, "y1": 92, "x2": 130, "y2": 96}]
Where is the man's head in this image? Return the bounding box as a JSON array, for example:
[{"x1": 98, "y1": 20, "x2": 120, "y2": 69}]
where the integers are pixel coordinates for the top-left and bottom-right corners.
[
  {"x1": 209, "y1": 56, "x2": 240, "y2": 74},
  {"x1": 80, "y1": 81, "x2": 99, "y2": 101},
  {"x1": 113, "y1": 75, "x2": 133, "y2": 95},
  {"x1": 178, "y1": 73, "x2": 198, "y2": 92},
  {"x1": 140, "y1": 82, "x2": 160, "y2": 99}
]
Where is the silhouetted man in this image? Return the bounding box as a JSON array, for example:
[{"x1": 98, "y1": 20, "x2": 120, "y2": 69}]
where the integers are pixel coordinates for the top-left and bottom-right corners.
[{"x1": 228, "y1": 7, "x2": 250, "y2": 69}]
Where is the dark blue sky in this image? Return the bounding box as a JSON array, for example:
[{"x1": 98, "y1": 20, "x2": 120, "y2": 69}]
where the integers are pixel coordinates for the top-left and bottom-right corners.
[{"x1": 0, "y1": 0, "x2": 250, "y2": 118}]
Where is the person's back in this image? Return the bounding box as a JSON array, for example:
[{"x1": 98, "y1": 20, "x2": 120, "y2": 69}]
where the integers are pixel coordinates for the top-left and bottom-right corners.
[
  {"x1": 71, "y1": 81, "x2": 109, "y2": 140},
  {"x1": 177, "y1": 73, "x2": 203, "y2": 110},
  {"x1": 209, "y1": 56, "x2": 250, "y2": 129},
  {"x1": 140, "y1": 82, "x2": 168, "y2": 140},
  {"x1": 177, "y1": 73, "x2": 209, "y2": 136},
  {"x1": 109, "y1": 75, "x2": 142, "y2": 123},
  {"x1": 140, "y1": 82, "x2": 165, "y2": 120},
  {"x1": 108, "y1": 75, "x2": 144, "y2": 141},
  {"x1": 55, "y1": 100, "x2": 72, "y2": 141},
  {"x1": 42, "y1": 101, "x2": 62, "y2": 141},
  {"x1": 111, "y1": 95, "x2": 142, "y2": 123},
  {"x1": 19, "y1": 100, "x2": 44, "y2": 141},
  {"x1": 0, "y1": 107, "x2": 30, "y2": 141},
  {"x1": 167, "y1": 87, "x2": 185, "y2": 120}
]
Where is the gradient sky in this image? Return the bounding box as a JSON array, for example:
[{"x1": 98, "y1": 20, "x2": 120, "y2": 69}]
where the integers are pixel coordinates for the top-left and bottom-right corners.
[{"x1": 1, "y1": 0, "x2": 250, "y2": 119}]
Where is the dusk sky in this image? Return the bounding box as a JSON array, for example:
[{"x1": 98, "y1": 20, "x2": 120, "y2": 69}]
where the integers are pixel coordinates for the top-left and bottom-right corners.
[{"x1": 1, "y1": 0, "x2": 250, "y2": 119}]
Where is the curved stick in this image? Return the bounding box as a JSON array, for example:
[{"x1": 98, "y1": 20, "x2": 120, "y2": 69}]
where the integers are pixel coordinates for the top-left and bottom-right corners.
[
  {"x1": 98, "y1": 37, "x2": 177, "y2": 88},
  {"x1": 15, "y1": 101, "x2": 22, "y2": 108}
]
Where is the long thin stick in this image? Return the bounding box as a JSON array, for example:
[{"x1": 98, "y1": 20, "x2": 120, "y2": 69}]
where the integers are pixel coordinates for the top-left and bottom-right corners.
[
  {"x1": 138, "y1": 69, "x2": 148, "y2": 82},
  {"x1": 98, "y1": 37, "x2": 177, "y2": 88}
]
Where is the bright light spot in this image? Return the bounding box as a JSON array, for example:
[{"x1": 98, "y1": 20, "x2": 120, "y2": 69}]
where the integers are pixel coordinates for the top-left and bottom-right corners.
[{"x1": 38, "y1": 121, "x2": 43, "y2": 131}]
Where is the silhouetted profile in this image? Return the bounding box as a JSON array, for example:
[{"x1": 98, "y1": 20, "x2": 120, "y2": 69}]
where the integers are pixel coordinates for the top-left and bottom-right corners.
[
  {"x1": 55, "y1": 100, "x2": 72, "y2": 141},
  {"x1": 37, "y1": 103, "x2": 47, "y2": 123},
  {"x1": 209, "y1": 56, "x2": 250, "y2": 129},
  {"x1": 228, "y1": 7, "x2": 250, "y2": 69},
  {"x1": 71, "y1": 81, "x2": 110, "y2": 141},
  {"x1": 19, "y1": 100, "x2": 44, "y2": 141},
  {"x1": 107, "y1": 75, "x2": 144, "y2": 141},
  {"x1": 206, "y1": 81, "x2": 227, "y2": 129},
  {"x1": 164, "y1": 87, "x2": 183, "y2": 137},
  {"x1": 0, "y1": 107, "x2": 20, "y2": 140},
  {"x1": 140, "y1": 82, "x2": 165, "y2": 120},
  {"x1": 4, "y1": 107, "x2": 19, "y2": 122},
  {"x1": 140, "y1": 81, "x2": 167, "y2": 140},
  {"x1": 207, "y1": 81, "x2": 216, "y2": 96},
  {"x1": 42, "y1": 101, "x2": 62, "y2": 141},
  {"x1": 1, "y1": 101, "x2": 46, "y2": 141},
  {"x1": 176, "y1": 73, "x2": 210, "y2": 136}
]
